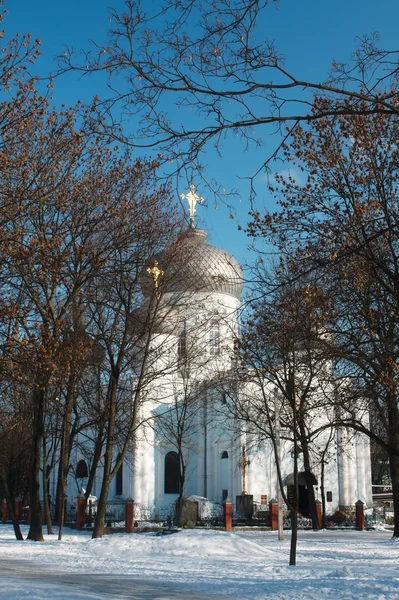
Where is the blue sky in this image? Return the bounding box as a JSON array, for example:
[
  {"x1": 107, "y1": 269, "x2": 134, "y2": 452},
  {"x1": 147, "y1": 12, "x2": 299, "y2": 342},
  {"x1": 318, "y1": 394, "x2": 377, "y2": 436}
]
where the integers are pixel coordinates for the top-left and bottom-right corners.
[{"x1": 5, "y1": 0, "x2": 399, "y2": 268}]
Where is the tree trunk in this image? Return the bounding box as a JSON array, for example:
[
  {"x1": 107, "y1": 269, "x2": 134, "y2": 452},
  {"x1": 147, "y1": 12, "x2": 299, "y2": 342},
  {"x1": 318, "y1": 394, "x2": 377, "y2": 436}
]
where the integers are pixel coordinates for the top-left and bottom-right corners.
[
  {"x1": 320, "y1": 458, "x2": 326, "y2": 528},
  {"x1": 0, "y1": 466, "x2": 23, "y2": 541},
  {"x1": 27, "y1": 389, "x2": 45, "y2": 542},
  {"x1": 85, "y1": 421, "x2": 105, "y2": 502},
  {"x1": 299, "y1": 427, "x2": 319, "y2": 529},
  {"x1": 388, "y1": 426, "x2": 399, "y2": 538},
  {"x1": 92, "y1": 373, "x2": 118, "y2": 539},
  {"x1": 389, "y1": 451, "x2": 399, "y2": 537},
  {"x1": 93, "y1": 469, "x2": 111, "y2": 538},
  {"x1": 289, "y1": 507, "x2": 298, "y2": 566},
  {"x1": 42, "y1": 443, "x2": 54, "y2": 535},
  {"x1": 57, "y1": 383, "x2": 76, "y2": 541},
  {"x1": 178, "y1": 446, "x2": 186, "y2": 501},
  {"x1": 387, "y1": 388, "x2": 399, "y2": 537},
  {"x1": 289, "y1": 377, "x2": 299, "y2": 566}
]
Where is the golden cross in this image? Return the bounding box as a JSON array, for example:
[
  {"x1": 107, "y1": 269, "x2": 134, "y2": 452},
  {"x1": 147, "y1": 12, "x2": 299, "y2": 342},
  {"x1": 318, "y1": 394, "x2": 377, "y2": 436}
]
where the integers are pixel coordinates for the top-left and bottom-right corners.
[
  {"x1": 147, "y1": 260, "x2": 164, "y2": 297},
  {"x1": 181, "y1": 184, "x2": 204, "y2": 226},
  {"x1": 238, "y1": 444, "x2": 251, "y2": 495}
]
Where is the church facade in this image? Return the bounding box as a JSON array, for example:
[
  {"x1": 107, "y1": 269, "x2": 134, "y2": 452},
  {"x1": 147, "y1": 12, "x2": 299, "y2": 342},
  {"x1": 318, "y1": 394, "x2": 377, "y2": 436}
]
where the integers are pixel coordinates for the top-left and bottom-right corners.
[
  {"x1": 71, "y1": 220, "x2": 372, "y2": 518},
  {"x1": 67, "y1": 188, "x2": 372, "y2": 518}
]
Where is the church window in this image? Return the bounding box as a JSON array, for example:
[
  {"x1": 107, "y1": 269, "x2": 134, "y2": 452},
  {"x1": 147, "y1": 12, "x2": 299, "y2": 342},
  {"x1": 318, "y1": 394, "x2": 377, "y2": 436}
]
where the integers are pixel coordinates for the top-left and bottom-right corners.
[
  {"x1": 209, "y1": 321, "x2": 220, "y2": 356},
  {"x1": 221, "y1": 452, "x2": 229, "y2": 501},
  {"x1": 76, "y1": 459, "x2": 88, "y2": 479},
  {"x1": 164, "y1": 451, "x2": 180, "y2": 494},
  {"x1": 178, "y1": 320, "x2": 187, "y2": 360},
  {"x1": 115, "y1": 454, "x2": 123, "y2": 496},
  {"x1": 326, "y1": 491, "x2": 333, "y2": 502}
]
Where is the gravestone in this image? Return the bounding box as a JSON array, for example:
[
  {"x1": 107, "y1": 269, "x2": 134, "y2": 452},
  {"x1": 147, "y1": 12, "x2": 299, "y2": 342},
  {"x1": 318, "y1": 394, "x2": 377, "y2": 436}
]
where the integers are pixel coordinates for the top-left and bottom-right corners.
[
  {"x1": 176, "y1": 498, "x2": 197, "y2": 528},
  {"x1": 236, "y1": 494, "x2": 254, "y2": 519}
]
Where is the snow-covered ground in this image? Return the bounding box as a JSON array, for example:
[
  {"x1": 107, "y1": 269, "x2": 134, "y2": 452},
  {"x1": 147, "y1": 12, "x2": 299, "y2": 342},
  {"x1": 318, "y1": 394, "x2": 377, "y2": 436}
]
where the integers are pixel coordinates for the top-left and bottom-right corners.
[{"x1": 0, "y1": 524, "x2": 398, "y2": 599}]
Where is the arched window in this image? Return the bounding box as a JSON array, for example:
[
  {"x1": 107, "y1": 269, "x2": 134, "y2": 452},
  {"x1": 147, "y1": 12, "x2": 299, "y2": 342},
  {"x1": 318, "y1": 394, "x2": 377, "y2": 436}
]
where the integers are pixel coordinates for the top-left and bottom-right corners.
[
  {"x1": 209, "y1": 321, "x2": 220, "y2": 356},
  {"x1": 115, "y1": 453, "x2": 123, "y2": 496},
  {"x1": 76, "y1": 459, "x2": 88, "y2": 479},
  {"x1": 164, "y1": 451, "x2": 180, "y2": 494},
  {"x1": 221, "y1": 451, "x2": 229, "y2": 459}
]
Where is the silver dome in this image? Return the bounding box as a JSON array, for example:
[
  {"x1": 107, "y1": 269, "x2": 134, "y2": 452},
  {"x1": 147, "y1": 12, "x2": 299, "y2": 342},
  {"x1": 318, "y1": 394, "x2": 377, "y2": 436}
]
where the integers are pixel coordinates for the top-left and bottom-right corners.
[{"x1": 143, "y1": 227, "x2": 243, "y2": 300}]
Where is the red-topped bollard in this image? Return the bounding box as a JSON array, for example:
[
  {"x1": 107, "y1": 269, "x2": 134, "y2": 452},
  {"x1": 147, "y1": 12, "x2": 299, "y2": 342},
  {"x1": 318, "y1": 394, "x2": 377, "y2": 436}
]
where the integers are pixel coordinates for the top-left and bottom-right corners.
[
  {"x1": 356, "y1": 500, "x2": 365, "y2": 531},
  {"x1": 2, "y1": 499, "x2": 7, "y2": 524},
  {"x1": 315, "y1": 499, "x2": 322, "y2": 529},
  {"x1": 269, "y1": 499, "x2": 278, "y2": 530},
  {"x1": 125, "y1": 498, "x2": 134, "y2": 534},
  {"x1": 223, "y1": 498, "x2": 233, "y2": 532},
  {"x1": 77, "y1": 492, "x2": 86, "y2": 530}
]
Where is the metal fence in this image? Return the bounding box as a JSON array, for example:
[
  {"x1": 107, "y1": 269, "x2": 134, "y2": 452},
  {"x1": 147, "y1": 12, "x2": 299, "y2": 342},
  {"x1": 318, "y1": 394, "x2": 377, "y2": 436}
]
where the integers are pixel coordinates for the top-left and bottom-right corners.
[
  {"x1": 365, "y1": 505, "x2": 394, "y2": 527},
  {"x1": 194, "y1": 503, "x2": 271, "y2": 528},
  {"x1": 56, "y1": 497, "x2": 396, "y2": 531},
  {"x1": 133, "y1": 502, "x2": 177, "y2": 526},
  {"x1": 104, "y1": 500, "x2": 126, "y2": 527}
]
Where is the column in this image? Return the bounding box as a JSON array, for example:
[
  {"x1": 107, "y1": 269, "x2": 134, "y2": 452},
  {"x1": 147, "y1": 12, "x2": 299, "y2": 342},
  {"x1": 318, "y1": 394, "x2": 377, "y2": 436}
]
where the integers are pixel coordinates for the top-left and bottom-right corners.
[
  {"x1": 337, "y1": 428, "x2": 349, "y2": 508},
  {"x1": 356, "y1": 433, "x2": 367, "y2": 503}
]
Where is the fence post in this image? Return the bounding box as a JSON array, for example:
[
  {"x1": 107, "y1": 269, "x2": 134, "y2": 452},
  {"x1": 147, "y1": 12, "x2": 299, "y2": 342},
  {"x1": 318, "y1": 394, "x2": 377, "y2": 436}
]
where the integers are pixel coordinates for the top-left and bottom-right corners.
[
  {"x1": 269, "y1": 498, "x2": 278, "y2": 531},
  {"x1": 76, "y1": 492, "x2": 86, "y2": 530},
  {"x1": 2, "y1": 499, "x2": 7, "y2": 524},
  {"x1": 356, "y1": 500, "x2": 365, "y2": 531},
  {"x1": 15, "y1": 497, "x2": 22, "y2": 522},
  {"x1": 223, "y1": 498, "x2": 233, "y2": 532},
  {"x1": 125, "y1": 498, "x2": 134, "y2": 534},
  {"x1": 315, "y1": 499, "x2": 322, "y2": 529}
]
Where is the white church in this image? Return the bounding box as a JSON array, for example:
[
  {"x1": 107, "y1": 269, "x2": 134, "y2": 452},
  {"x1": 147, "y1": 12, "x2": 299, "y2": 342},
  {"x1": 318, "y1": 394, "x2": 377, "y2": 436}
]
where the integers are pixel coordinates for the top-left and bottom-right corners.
[{"x1": 73, "y1": 187, "x2": 373, "y2": 518}]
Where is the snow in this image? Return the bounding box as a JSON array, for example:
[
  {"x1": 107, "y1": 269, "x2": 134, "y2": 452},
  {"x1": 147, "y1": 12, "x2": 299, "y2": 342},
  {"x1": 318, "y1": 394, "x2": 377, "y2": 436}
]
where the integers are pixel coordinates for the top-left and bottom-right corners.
[{"x1": 0, "y1": 525, "x2": 398, "y2": 599}]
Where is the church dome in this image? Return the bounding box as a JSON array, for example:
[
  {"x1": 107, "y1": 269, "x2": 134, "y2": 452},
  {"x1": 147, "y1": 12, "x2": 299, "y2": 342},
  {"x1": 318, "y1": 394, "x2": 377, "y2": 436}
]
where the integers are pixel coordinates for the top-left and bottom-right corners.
[{"x1": 142, "y1": 227, "x2": 243, "y2": 300}]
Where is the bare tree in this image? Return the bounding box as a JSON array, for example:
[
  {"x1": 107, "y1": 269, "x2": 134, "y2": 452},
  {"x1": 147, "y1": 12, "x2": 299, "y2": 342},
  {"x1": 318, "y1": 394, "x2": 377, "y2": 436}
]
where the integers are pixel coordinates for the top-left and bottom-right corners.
[
  {"x1": 0, "y1": 383, "x2": 30, "y2": 541},
  {"x1": 231, "y1": 264, "x2": 335, "y2": 564},
  {"x1": 84, "y1": 187, "x2": 182, "y2": 539},
  {"x1": 57, "y1": 0, "x2": 399, "y2": 198},
  {"x1": 247, "y1": 105, "x2": 399, "y2": 536}
]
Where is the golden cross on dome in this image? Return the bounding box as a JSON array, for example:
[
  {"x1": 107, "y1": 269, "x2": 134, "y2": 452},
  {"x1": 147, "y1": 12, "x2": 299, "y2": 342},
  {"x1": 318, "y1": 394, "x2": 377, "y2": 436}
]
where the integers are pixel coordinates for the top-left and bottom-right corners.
[
  {"x1": 181, "y1": 184, "x2": 204, "y2": 226},
  {"x1": 147, "y1": 260, "x2": 164, "y2": 297}
]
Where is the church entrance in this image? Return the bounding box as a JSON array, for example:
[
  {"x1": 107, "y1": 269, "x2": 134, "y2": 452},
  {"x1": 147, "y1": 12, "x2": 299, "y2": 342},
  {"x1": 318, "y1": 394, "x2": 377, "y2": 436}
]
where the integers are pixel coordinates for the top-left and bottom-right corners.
[
  {"x1": 298, "y1": 484, "x2": 310, "y2": 517},
  {"x1": 285, "y1": 471, "x2": 318, "y2": 517}
]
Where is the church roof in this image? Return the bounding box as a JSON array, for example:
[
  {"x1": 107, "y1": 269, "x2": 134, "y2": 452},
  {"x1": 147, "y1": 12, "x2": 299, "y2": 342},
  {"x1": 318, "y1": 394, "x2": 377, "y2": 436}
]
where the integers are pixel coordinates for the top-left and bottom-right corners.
[{"x1": 142, "y1": 227, "x2": 243, "y2": 300}]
